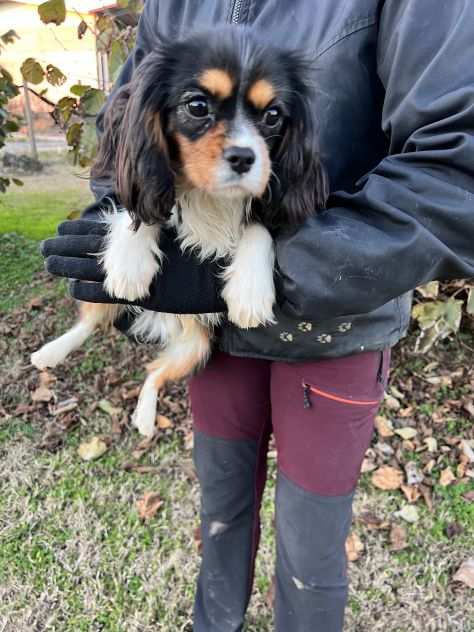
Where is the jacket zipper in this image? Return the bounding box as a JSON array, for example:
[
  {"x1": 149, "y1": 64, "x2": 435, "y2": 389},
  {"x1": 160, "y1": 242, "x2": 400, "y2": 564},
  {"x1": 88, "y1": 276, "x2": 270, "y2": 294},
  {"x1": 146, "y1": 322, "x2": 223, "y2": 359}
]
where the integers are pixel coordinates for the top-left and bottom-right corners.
[
  {"x1": 302, "y1": 381, "x2": 381, "y2": 409},
  {"x1": 231, "y1": 0, "x2": 244, "y2": 23}
]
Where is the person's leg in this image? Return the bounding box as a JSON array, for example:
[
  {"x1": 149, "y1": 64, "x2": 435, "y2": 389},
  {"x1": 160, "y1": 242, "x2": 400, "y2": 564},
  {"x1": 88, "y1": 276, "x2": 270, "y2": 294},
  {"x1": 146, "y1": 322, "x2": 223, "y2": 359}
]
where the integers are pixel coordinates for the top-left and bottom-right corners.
[
  {"x1": 271, "y1": 349, "x2": 391, "y2": 632},
  {"x1": 189, "y1": 351, "x2": 272, "y2": 632}
]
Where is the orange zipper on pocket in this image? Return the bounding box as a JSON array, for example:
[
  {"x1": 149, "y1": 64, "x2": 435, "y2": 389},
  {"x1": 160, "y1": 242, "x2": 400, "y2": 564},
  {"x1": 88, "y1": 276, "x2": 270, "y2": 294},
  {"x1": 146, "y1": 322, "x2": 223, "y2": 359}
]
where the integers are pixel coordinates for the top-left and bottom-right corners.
[{"x1": 302, "y1": 381, "x2": 380, "y2": 409}]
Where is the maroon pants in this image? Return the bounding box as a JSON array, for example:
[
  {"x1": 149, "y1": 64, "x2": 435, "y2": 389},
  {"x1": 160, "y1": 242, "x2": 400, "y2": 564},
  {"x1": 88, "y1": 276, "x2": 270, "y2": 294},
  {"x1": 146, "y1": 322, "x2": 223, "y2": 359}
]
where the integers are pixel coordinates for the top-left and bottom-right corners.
[
  {"x1": 189, "y1": 349, "x2": 390, "y2": 631},
  {"x1": 190, "y1": 349, "x2": 389, "y2": 495}
]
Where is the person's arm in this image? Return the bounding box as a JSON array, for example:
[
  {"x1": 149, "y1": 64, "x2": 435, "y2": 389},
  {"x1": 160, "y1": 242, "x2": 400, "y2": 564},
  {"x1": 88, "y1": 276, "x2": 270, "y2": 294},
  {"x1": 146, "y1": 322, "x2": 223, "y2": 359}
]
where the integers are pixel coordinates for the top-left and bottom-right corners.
[{"x1": 275, "y1": 0, "x2": 474, "y2": 322}]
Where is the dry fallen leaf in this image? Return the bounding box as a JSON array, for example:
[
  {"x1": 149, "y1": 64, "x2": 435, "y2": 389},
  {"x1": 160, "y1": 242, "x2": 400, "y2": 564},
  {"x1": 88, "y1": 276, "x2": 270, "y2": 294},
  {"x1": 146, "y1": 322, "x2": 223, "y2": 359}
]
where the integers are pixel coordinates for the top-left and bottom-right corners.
[
  {"x1": 53, "y1": 398, "x2": 78, "y2": 416},
  {"x1": 390, "y1": 524, "x2": 408, "y2": 551},
  {"x1": 346, "y1": 532, "x2": 364, "y2": 562},
  {"x1": 361, "y1": 458, "x2": 377, "y2": 473},
  {"x1": 98, "y1": 399, "x2": 122, "y2": 417},
  {"x1": 184, "y1": 431, "x2": 194, "y2": 451},
  {"x1": 122, "y1": 463, "x2": 160, "y2": 474},
  {"x1": 265, "y1": 576, "x2": 276, "y2": 609},
  {"x1": 78, "y1": 436, "x2": 108, "y2": 461},
  {"x1": 405, "y1": 461, "x2": 424, "y2": 486},
  {"x1": 445, "y1": 522, "x2": 464, "y2": 539},
  {"x1": 460, "y1": 440, "x2": 474, "y2": 464},
  {"x1": 452, "y1": 558, "x2": 474, "y2": 589},
  {"x1": 157, "y1": 414, "x2": 173, "y2": 430},
  {"x1": 136, "y1": 491, "x2": 163, "y2": 521},
  {"x1": 463, "y1": 491, "x2": 474, "y2": 503},
  {"x1": 401, "y1": 484, "x2": 421, "y2": 503},
  {"x1": 395, "y1": 427, "x2": 418, "y2": 440},
  {"x1": 419, "y1": 484, "x2": 434, "y2": 512},
  {"x1": 28, "y1": 296, "x2": 43, "y2": 309},
  {"x1": 424, "y1": 437, "x2": 438, "y2": 452},
  {"x1": 31, "y1": 371, "x2": 55, "y2": 403},
  {"x1": 372, "y1": 466, "x2": 404, "y2": 490},
  {"x1": 132, "y1": 434, "x2": 159, "y2": 460},
  {"x1": 121, "y1": 385, "x2": 141, "y2": 401},
  {"x1": 375, "y1": 416, "x2": 394, "y2": 438},
  {"x1": 358, "y1": 511, "x2": 390, "y2": 530},
  {"x1": 194, "y1": 526, "x2": 203, "y2": 554},
  {"x1": 384, "y1": 394, "x2": 401, "y2": 411},
  {"x1": 395, "y1": 504, "x2": 419, "y2": 524},
  {"x1": 439, "y1": 466, "x2": 456, "y2": 487}
]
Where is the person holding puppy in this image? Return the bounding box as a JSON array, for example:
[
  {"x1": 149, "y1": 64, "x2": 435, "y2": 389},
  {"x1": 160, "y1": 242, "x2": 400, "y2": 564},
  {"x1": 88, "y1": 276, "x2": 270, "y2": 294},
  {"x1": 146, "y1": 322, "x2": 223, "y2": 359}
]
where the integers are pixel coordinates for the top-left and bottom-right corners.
[{"x1": 41, "y1": 1, "x2": 474, "y2": 630}]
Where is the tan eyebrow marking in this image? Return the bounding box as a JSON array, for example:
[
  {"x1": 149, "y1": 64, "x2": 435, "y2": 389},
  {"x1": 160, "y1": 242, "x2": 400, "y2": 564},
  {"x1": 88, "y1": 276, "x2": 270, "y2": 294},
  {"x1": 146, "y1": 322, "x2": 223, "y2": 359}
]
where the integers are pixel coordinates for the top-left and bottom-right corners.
[
  {"x1": 199, "y1": 68, "x2": 234, "y2": 99},
  {"x1": 247, "y1": 79, "x2": 275, "y2": 109}
]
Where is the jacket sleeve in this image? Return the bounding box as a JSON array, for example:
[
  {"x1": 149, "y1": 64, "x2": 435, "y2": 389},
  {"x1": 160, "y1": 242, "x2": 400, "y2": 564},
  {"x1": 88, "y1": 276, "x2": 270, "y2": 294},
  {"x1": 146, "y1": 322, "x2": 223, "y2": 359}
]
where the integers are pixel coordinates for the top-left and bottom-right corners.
[
  {"x1": 89, "y1": 0, "x2": 158, "y2": 200},
  {"x1": 275, "y1": 0, "x2": 474, "y2": 321}
]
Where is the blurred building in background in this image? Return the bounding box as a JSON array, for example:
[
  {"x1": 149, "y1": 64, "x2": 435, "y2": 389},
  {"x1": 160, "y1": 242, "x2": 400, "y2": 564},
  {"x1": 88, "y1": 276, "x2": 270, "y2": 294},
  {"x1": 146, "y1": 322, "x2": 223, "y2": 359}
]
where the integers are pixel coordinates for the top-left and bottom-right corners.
[{"x1": 0, "y1": 0, "x2": 131, "y2": 133}]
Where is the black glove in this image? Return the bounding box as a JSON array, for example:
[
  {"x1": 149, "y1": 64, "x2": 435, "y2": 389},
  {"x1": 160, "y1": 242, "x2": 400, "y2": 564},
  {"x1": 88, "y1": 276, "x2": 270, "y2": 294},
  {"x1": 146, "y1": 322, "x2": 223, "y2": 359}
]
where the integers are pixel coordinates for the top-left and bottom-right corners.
[{"x1": 40, "y1": 202, "x2": 227, "y2": 315}]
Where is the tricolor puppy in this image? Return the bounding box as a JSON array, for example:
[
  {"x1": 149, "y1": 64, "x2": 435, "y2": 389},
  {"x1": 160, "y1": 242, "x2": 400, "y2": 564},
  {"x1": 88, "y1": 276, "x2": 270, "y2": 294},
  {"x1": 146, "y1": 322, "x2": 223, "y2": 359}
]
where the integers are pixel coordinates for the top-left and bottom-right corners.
[{"x1": 31, "y1": 28, "x2": 328, "y2": 437}]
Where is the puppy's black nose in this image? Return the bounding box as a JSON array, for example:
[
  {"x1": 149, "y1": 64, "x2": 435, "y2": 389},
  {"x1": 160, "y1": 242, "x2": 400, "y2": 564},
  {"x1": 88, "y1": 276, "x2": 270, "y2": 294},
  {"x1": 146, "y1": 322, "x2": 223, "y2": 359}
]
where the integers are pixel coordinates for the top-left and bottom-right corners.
[{"x1": 224, "y1": 146, "x2": 256, "y2": 175}]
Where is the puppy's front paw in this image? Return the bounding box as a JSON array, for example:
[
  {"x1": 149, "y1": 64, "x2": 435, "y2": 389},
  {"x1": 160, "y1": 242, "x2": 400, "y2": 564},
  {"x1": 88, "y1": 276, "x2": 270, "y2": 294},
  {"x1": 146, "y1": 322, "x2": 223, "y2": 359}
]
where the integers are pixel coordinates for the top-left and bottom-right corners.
[
  {"x1": 222, "y1": 272, "x2": 276, "y2": 329},
  {"x1": 101, "y1": 213, "x2": 161, "y2": 301},
  {"x1": 222, "y1": 224, "x2": 276, "y2": 329},
  {"x1": 103, "y1": 251, "x2": 159, "y2": 301}
]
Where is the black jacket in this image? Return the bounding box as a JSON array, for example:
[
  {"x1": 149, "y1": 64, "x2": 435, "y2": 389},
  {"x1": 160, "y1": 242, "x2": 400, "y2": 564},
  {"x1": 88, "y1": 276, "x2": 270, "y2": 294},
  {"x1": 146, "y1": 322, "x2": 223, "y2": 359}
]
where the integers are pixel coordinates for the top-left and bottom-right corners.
[{"x1": 91, "y1": 0, "x2": 474, "y2": 361}]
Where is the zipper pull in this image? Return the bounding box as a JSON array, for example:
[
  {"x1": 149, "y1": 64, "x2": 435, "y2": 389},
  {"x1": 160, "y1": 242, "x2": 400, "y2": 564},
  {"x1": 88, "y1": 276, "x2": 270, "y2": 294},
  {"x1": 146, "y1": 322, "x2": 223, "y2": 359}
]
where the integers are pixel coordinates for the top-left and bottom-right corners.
[{"x1": 303, "y1": 382, "x2": 312, "y2": 409}]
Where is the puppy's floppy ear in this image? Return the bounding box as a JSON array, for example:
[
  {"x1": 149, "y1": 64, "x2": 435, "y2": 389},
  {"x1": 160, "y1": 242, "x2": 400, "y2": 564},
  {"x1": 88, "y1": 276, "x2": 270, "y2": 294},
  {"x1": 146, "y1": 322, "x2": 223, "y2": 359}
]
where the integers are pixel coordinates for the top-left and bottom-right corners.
[
  {"x1": 91, "y1": 85, "x2": 131, "y2": 182},
  {"x1": 264, "y1": 55, "x2": 329, "y2": 229},
  {"x1": 115, "y1": 50, "x2": 175, "y2": 227}
]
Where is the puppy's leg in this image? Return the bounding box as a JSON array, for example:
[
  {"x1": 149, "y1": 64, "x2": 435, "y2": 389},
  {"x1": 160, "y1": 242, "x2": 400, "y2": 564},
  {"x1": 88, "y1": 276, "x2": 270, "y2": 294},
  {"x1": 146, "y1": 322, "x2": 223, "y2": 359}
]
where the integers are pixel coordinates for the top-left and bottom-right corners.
[
  {"x1": 221, "y1": 223, "x2": 276, "y2": 329},
  {"x1": 31, "y1": 303, "x2": 120, "y2": 369},
  {"x1": 101, "y1": 211, "x2": 162, "y2": 301},
  {"x1": 132, "y1": 316, "x2": 211, "y2": 437}
]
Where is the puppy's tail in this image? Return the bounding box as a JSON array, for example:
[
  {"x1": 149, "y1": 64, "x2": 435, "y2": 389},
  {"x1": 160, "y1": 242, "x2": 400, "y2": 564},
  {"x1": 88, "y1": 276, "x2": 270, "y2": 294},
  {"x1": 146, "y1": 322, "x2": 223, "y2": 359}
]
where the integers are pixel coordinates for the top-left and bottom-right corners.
[{"x1": 31, "y1": 302, "x2": 120, "y2": 370}]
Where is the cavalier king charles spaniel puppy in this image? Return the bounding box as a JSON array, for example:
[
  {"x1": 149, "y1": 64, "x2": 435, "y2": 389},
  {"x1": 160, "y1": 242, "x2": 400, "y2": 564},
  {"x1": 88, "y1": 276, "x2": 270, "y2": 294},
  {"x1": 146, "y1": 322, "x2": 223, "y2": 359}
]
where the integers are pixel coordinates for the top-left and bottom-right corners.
[{"x1": 31, "y1": 27, "x2": 328, "y2": 437}]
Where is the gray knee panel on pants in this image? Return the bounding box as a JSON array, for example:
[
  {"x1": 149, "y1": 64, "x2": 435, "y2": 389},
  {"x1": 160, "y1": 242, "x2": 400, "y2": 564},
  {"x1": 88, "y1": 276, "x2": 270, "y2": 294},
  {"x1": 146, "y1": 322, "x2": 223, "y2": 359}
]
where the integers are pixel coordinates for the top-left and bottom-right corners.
[
  {"x1": 275, "y1": 472, "x2": 355, "y2": 632},
  {"x1": 193, "y1": 431, "x2": 258, "y2": 632}
]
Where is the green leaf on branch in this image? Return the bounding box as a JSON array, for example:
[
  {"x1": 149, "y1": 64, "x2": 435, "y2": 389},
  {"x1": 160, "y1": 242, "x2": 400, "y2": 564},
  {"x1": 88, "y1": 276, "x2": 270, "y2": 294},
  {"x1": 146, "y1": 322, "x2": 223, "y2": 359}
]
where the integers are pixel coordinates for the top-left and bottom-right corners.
[
  {"x1": 416, "y1": 281, "x2": 439, "y2": 300},
  {"x1": 109, "y1": 40, "x2": 127, "y2": 81},
  {"x1": 66, "y1": 122, "x2": 82, "y2": 147},
  {"x1": 12, "y1": 178, "x2": 24, "y2": 186},
  {"x1": 38, "y1": 0, "x2": 66, "y2": 26},
  {"x1": 1, "y1": 30, "x2": 20, "y2": 46},
  {"x1": 80, "y1": 88, "x2": 105, "y2": 116},
  {"x1": 412, "y1": 298, "x2": 463, "y2": 353},
  {"x1": 77, "y1": 20, "x2": 88, "y2": 40},
  {"x1": 46, "y1": 64, "x2": 66, "y2": 86},
  {"x1": 5, "y1": 119, "x2": 20, "y2": 132},
  {"x1": 70, "y1": 84, "x2": 91, "y2": 97},
  {"x1": 78, "y1": 118, "x2": 98, "y2": 166},
  {"x1": 55, "y1": 95, "x2": 77, "y2": 124},
  {"x1": 20, "y1": 58, "x2": 45, "y2": 85}
]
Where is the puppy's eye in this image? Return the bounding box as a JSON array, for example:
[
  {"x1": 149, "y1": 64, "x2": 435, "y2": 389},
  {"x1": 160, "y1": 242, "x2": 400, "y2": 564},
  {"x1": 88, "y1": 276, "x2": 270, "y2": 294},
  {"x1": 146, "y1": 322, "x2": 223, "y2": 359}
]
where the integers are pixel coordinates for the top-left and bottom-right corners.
[
  {"x1": 262, "y1": 107, "x2": 282, "y2": 127},
  {"x1": 186, "y1": 98, "x2": 210, "y2": 118}
]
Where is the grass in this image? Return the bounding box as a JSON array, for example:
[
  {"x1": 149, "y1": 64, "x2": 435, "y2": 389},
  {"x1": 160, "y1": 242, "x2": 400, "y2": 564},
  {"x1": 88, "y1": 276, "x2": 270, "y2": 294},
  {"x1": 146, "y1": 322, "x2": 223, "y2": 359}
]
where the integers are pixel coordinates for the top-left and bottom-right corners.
[{"x1": 0, "y1": 189, "x2": 89, "y2": 240}]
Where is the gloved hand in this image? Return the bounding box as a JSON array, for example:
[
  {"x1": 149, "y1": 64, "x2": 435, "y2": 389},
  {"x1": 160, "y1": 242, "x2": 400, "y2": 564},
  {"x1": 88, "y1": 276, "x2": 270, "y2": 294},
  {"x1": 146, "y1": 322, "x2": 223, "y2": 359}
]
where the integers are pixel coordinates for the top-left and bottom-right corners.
[{"x1": 40, "y1": 199, "x2": 227, "y2": 316}]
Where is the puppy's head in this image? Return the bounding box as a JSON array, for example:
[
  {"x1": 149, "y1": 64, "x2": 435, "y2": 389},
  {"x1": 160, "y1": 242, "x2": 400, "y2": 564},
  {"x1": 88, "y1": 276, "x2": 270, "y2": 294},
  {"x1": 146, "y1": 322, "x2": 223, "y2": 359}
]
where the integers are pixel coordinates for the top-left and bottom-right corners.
[{"x1": 94, "y1": 28, "x2": 328, "y2": 228}]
